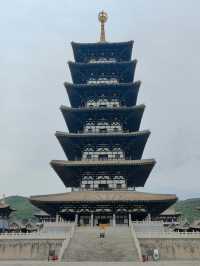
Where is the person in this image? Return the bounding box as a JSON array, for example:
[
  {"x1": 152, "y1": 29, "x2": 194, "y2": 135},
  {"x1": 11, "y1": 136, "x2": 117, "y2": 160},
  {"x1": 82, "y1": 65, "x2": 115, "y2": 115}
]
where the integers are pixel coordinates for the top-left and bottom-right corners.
[
  {"x1": 99, "y1": 227, "x2": 105, "y2": 238},
  {"x1": 153, "y1": 249, "x2": 159, "y2": 261}
]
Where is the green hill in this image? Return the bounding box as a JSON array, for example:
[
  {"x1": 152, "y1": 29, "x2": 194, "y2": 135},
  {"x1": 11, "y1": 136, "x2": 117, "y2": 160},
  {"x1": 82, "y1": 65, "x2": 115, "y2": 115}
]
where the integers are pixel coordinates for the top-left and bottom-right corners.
[
  {"x1": 175, "y1": 198, "x2": 200, "y2": 223},
  {"x1": 5, "y1": 195, "x2": 40, "y2": 221},
  {"x1": 4, "y1": 195, "x2": 200, "y2": 223}
]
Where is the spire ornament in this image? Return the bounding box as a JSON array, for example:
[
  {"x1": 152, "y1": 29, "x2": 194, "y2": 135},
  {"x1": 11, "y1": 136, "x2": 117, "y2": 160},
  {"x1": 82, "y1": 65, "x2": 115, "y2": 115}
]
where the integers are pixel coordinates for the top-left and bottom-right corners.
[{"x1": 98, "y1": 10, "x2": 108, "y2": 42}]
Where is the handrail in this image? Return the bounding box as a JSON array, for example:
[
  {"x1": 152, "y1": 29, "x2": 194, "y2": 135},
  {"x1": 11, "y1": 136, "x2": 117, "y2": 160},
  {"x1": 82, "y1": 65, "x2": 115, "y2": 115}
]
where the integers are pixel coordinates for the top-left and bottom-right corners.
[
  {"x1": 130, "y1": 223, "x2": 143, "y2": 262},
  {"x1": 136, "y1": 231, "x2": 200, "y2": 239},
  {"x1": 0, "y1": 232, "x2": 67, "y2": 240},
  {"x1": 132, "y1": 221, "x2": 164, "y2": 225},
  {"x1": 58, "y1": 222, "x2": 76, "y2": 261}
]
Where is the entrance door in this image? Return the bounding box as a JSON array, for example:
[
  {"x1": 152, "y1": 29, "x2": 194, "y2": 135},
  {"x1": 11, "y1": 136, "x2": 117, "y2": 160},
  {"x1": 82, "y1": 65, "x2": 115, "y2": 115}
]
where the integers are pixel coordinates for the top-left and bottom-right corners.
[
  {"x1": 116, "y1": 214, "x2": 128, "y2": 225},
  {"x1": 98, "y1": 218, "x2": 110, "y2": 225},
  {"x1": 98, "y1": 184, "x2": 109, "y2": 190}
]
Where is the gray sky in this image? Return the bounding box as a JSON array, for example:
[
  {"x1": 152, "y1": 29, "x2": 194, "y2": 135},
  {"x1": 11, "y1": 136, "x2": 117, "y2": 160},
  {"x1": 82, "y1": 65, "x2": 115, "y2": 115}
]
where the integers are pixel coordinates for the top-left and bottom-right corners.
[{"x1": 0, "y1": 0, "x2": 200, "y2": 200}]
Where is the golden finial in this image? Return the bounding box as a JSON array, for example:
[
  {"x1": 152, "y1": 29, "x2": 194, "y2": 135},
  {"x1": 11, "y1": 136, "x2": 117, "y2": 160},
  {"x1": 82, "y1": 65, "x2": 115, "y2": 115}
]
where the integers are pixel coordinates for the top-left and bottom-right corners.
[{"x1": 98, "y1": 10, "x2": 108, "y2": 42}]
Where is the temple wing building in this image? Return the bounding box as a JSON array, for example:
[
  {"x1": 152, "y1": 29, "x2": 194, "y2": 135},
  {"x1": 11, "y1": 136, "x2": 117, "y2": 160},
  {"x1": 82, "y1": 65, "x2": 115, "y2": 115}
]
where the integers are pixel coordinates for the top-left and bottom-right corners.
[
  {"x1": 0, "y1": 199, "x2": 14, "y2": 232},
  {"x1": 30, "y1": 11, "x2": 177, "y2": 226}
]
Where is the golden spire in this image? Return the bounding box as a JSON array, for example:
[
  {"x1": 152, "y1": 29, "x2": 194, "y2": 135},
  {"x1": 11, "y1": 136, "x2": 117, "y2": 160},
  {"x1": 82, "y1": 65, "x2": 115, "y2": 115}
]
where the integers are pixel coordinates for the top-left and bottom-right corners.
[{"x1": 98, "y1": 10, "x2": 108, "y2": 42}]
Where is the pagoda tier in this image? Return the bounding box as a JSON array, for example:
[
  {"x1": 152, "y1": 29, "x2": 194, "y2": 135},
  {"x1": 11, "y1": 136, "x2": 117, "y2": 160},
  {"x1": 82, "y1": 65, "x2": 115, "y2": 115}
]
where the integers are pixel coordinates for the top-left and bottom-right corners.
[
  {"x1": 64, "y1": 82, "x2": 141, "y2": 108},
  {"x1": 68, "y1": 61, "x2": 137, "y2": 84},
  {"x1": 55, "y1": 130, "x2": 150, "y2": 160},
  {"x1": 60, "y1": 104, "x2": 145, "y2": 133},
  {"x1": 50, "y1": 159, "x2": 156, "y2": 188},
  {"x1": 30, "y1": 191, "x2": 177, "y2": 218},
  {"x1": 72, "y1": 41, "x2": 133, "y2": 63}
]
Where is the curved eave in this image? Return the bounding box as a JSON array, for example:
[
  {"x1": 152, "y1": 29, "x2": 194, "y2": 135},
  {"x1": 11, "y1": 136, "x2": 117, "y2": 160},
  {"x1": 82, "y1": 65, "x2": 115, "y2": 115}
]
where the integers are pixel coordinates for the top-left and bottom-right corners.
[
  {"x1": 64, "y1": 81, "x2": 141, "y2": 108},
  {"x1": 55, "y1": 130, "x2": 150, "y2": 160},
  {"x1": 60, "y1": 104, "x2": 145, "y2": 133},
  {"x1": 0, "y1": 204, "x2": 15, "y2": 213},
  {"x1": 50, "y1": 159, "x2": 156, "y2": 188},
  {"x1": 71, "y1": 41, "x2": 133, "y2": 63},
  {"x1": 68, "y1": 60, "x2": 137, "y2": 84},
  {"x1": 160, "y1": 212, "x2": 182, "y2": 217},
  {"x1": 30, "y1": 191, "x2": 177, "y2": 216}
]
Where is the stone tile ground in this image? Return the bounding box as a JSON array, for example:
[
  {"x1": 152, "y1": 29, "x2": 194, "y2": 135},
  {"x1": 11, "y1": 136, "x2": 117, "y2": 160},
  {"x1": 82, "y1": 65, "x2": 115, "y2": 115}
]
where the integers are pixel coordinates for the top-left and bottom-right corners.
[{"x1": 0, "y1": 261, "x2": 200, "y2": 266}]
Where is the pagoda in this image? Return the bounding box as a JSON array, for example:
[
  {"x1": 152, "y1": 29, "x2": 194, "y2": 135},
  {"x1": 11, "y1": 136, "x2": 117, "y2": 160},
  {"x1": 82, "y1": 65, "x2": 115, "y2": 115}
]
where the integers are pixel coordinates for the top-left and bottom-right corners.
[{"x1": 30, "y1": 11, "x2": 177, "y2": 226}]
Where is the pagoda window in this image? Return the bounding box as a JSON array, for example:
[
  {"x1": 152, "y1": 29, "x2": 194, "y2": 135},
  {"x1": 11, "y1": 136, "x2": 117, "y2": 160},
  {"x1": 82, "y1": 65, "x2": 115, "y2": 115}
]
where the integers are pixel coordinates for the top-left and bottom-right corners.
[
  {"x1": 114, "y1": 175, "x2": 125, "y2": 180},
  {"x1": 89, "y1": 59, "x2": 96, "y2": 63},
  {"x1": 110, "y1": 78, "x2": 118, "y2": 84},
  {"x1": 112, "y1": 147, "x2": 124, "y2": 160},
  {"x1": 86, "y1": 154, "x2": 92, "y2": 160},
  {"x1": 111, "y1": 120, "x2": 122, "y2": 132},
  {"x1": 84, "y1": 119, "x2": 95, "y2": 133},
  {"x1": 98, "y1": 95, "x2": 108, "y2": 107},
  {"x1": 99, "y1": 128, "x2": 107, "y2": 133},
  {"x1": 99, "y1": 104, "x2": 107, "y2": 108},
  {"x1": 87, "y1": 78, "x2": 96, "y2": 84},
  {"x1": 83, "y1": 176, "x2": 93, "y2": 181},
  {"x1": 98, "y1": 184, "x2": 109, "y2": 190},
  {"x1": 87, "y1": 77, "x2": 119, "y2": 85},
  {"x1": 115, "y1": 154, "x2": 120, "y2": 160},
  {"x1": 98, "y1": 154, "x2": 108, "y2": 160},
  {"x1": 82, "y1": 146, "x2": 94, "y2": 160},
  {"x1": 87, "y1": 99, "x2": 96, "y2": 108},
  {"x1": 85, "y1": 184, "x2": 91, "y2": 189},
  {"x1": 111, "y1": 98, "x2": 120, "y2": 107},
  {"x1": 96, "y1": 119, "x2": 109, "y2": 133},
  {"x1": 96, "y1": 175, "x2": 109, "y2": 181},
  {"x1": 116, "y1": 184, "x2": 122, "y2": 189}
]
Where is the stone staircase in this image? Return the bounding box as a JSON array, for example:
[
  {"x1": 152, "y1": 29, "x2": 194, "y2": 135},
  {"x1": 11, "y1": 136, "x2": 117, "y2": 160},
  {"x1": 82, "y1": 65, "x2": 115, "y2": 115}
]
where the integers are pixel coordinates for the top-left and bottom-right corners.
[{"x1": 62, "y1": 226, "x2": 139, "y2": 261}]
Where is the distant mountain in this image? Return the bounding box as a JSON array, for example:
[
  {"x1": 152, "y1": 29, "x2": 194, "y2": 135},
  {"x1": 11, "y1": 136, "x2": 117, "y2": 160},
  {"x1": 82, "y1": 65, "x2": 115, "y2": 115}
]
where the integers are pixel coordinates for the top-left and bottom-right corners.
[
  {"x1": 4, "y1": 195, "x2": 200, "y2": 223},
  {"x1": 5, "y1": 195, "x2": 40, "y2": 221},
  {"x1": 175, "y1": 198, "x2": 200, "y2": 222}
]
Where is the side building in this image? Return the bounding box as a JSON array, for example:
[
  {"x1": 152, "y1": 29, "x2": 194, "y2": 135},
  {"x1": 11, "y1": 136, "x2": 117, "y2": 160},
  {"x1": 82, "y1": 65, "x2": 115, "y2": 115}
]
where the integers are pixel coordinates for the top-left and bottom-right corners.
[
  {"x1": 30, "y1": 11, "x2": 177, "y2": 226},
  {"x1": 0, "y1": 199, "x2": 14, "y2": 232}
]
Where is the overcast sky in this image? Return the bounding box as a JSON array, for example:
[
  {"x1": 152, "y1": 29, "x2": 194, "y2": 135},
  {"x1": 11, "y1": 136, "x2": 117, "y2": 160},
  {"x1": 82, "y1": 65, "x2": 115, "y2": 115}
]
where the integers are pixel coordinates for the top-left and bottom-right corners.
[{"x1": 0, "y1": 0, "x2": 200, "y2": 200}]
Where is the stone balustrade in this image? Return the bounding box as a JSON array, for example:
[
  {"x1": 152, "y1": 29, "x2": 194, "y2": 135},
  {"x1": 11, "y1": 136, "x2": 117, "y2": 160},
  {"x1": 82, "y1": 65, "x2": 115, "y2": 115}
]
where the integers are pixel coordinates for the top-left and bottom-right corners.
[
  {"x1": 136, "y1": 231, "x2": 200, "y2": 239},
  {"x1": 132, "y1": 221, "x2": 164, "y2": 225},
  {"x1": 43, "y1": 221, "x2": 74, "y2": 225},
  {"x1": 0, "y1": 232, "x2": 67, "y2": 240}
]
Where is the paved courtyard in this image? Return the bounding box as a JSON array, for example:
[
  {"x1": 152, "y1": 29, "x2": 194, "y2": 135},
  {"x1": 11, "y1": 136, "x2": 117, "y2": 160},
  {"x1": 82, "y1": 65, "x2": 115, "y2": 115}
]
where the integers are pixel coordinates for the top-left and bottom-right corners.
[{"x1": 0, "y1": 261, "x2": 200, "y2": 266}]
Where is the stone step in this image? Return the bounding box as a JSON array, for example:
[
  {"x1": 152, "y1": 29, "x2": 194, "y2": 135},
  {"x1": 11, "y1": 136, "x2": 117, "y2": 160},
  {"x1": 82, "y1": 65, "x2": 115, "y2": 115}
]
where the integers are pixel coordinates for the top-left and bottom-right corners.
[{"x1": 62, "y1": 226, "x2": 139, "y2": 261}]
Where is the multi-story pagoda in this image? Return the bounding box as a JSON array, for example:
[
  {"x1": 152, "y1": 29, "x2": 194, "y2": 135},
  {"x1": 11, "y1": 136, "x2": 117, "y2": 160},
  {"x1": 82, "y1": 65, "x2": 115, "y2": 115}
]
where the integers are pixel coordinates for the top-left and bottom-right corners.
[{"x1": 30, "y1": 11, "x2": 177, "y2": 226}]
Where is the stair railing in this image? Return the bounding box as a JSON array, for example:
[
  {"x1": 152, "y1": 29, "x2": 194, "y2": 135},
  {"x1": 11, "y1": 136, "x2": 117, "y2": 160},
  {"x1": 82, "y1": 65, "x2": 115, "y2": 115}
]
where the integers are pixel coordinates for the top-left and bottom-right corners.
[
  {"x1": 130, "y1": 223, "x2": 143, "y2": 262},
  {"x1": 58, "y1": 222, "x2": 76, "y2": 261}
]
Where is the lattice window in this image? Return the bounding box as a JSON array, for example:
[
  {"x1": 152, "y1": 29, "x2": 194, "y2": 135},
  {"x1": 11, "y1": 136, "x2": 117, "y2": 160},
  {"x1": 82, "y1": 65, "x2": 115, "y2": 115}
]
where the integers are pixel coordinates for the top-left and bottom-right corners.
[{"x1": 86, "y1": 97, "x2": 96, "y2": 108}]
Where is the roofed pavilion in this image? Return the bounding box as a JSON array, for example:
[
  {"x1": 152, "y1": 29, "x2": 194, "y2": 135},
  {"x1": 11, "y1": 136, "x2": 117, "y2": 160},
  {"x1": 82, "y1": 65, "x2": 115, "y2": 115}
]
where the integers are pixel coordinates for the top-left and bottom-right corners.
[
  {"x1": 30, "y1": 11, "x2": 177, "y2": 226},
  {"x1": 0, "y1": 198, "x2": 14, "y2": 232}
]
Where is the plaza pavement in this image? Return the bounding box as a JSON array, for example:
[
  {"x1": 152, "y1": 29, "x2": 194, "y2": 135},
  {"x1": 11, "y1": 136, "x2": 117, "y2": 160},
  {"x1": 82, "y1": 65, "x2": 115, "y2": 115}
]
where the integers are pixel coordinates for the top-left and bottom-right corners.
[{"x1": 0, "y1": 261, "x2": 200, "y2": 266}]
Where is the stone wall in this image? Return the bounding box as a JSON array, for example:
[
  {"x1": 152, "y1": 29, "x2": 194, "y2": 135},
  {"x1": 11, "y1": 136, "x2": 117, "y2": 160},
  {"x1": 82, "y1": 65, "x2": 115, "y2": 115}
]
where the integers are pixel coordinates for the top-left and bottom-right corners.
[
  {"x1": 0, "y1": 239, "x2": 63, "y2": 260},
  {"x1": 139, "y1": 238, "x2": 200, "y2": 260}
]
